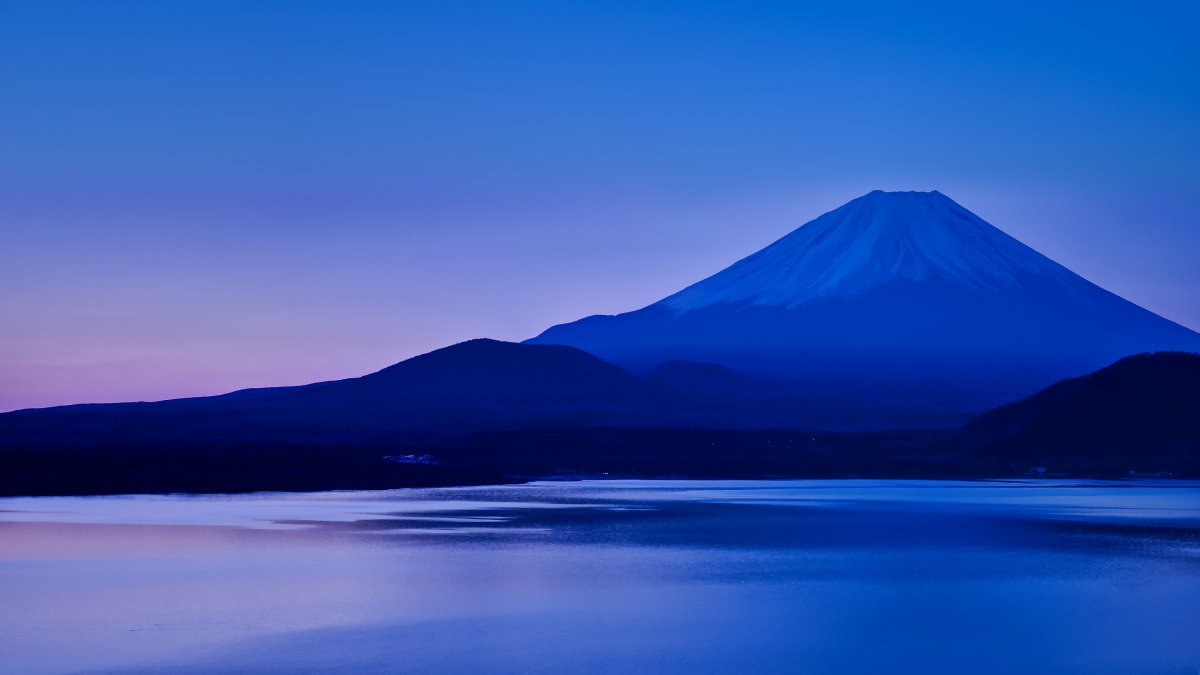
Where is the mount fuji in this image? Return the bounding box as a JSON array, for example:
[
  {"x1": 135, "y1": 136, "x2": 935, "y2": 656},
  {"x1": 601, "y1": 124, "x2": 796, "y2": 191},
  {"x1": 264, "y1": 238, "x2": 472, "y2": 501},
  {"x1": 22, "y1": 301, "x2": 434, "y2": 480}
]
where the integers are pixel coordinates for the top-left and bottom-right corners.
[
  {"x1": 5, "y1": 190, "x2": 1200, "y2": 493},
  {"x1": 528, "y1": 190, "x2": 1200, "y2": 408}
]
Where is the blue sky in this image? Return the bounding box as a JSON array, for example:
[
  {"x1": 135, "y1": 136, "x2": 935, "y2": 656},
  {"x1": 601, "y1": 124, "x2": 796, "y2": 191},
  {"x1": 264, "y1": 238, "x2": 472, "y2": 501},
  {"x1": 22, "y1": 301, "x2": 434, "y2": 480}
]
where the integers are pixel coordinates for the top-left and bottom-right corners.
[{"x1": 2, "y1": 0, "x2": 1198, "y2": 409}]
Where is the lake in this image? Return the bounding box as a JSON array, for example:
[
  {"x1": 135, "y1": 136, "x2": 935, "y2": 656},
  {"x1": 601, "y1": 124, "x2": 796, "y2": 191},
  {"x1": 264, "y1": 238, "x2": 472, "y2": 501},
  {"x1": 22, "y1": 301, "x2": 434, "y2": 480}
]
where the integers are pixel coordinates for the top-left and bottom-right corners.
[{"x1": 2, "y1": 480, "x2": 1199, "y2": 674}]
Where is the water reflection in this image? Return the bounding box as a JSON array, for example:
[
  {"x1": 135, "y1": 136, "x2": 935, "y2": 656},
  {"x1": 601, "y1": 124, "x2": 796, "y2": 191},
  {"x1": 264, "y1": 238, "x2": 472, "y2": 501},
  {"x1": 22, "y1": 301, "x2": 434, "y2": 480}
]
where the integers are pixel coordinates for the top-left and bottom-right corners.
[{"x1": 1, "y1": 480, "x2": 1198, "y2": 674}]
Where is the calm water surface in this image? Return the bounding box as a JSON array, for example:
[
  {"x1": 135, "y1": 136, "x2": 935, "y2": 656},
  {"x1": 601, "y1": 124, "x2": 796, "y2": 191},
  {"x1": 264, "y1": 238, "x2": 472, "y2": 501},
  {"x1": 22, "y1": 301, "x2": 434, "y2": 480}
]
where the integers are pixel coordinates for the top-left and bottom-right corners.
[{"x1": 1, "y1": 480, "x2": 1199, "y2": 674}]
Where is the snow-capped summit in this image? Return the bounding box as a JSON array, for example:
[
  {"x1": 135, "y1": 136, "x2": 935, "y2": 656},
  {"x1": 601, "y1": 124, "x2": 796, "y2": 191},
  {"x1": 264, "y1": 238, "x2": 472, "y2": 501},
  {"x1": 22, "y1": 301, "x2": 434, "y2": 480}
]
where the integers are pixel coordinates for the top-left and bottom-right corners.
[
  {"x1": 659, "y1": 190, "x2": 1088, "y2": 312},
  {"x1": 527, "y1": 190, "x2": 1200, "y2": 412}
]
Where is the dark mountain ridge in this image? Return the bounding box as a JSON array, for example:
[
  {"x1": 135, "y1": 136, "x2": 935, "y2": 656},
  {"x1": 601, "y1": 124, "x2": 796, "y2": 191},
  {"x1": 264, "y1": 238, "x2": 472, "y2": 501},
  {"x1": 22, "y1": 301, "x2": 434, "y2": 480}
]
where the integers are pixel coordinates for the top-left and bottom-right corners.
[
  {"x1": 3, "y1": 346, "x2": 1199, "y2": 494},
  {"x1": 0, "y1": 339, "x2": 668, "y2": 445},
  {"x1": 954, "y1": 351, "x2": 1200, "y2": 474}
]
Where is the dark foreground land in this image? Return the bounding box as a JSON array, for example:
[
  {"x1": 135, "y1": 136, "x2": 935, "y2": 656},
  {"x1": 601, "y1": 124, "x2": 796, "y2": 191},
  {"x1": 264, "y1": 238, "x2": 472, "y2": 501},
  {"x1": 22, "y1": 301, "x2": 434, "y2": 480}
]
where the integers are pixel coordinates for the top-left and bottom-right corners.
[
  {"x1": 3, "y1": 424, "x2": 1196, "y2": 497},
  {"x1": 0, "y1": 428, "x2": 952, "y2": 496},
  {"x1": 0, "y1": 443, "x2": 515, "y2": 496},
  {"x1": 2, "y1": 350, "x2": 1197, "y2": 496}
]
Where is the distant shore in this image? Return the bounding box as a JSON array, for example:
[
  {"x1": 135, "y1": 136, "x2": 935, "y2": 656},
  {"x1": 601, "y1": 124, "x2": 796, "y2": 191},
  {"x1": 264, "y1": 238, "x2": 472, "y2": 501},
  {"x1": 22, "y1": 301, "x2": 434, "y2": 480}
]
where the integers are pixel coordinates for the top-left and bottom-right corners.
[{"x1": 5, "y1": 425, "x2": 1193, "y2": 498}]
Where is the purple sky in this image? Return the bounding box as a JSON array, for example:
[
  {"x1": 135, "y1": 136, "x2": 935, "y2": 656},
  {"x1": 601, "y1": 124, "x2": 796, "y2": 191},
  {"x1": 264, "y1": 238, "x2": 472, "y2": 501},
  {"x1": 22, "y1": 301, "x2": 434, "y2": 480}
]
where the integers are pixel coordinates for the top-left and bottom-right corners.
[{"x1": 3, "y1": 1, "x2": 1198, "y2": 411}]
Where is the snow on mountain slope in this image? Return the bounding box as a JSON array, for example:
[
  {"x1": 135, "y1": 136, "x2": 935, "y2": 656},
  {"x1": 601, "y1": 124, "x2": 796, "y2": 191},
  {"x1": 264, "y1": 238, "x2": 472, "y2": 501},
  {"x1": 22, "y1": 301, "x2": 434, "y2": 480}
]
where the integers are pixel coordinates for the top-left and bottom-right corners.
[{"x1": 659, "y1": 190, "x2": 1095, "y2": 311}]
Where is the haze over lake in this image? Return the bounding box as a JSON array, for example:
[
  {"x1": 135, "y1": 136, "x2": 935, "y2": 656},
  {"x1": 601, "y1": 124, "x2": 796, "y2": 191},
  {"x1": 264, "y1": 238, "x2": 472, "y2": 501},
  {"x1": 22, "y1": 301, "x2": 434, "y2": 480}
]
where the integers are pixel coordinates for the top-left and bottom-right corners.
[{"x1": 2, "y1": 480, "x2": 1199, "y2": 674}]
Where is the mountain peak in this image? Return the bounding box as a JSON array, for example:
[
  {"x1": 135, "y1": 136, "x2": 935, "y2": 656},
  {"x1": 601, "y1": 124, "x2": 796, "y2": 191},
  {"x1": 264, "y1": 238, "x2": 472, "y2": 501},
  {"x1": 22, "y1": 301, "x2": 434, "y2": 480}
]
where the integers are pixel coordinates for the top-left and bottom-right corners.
[
  {"x1": 656, "y1": 190, "x2": 1080, "y2": 312},
  {"x1": 527, "y1": 190, "x2": 1200, "y2": 400},
  {"x1": 864, "y1": 188, "x2": 943, "y2": 197}
]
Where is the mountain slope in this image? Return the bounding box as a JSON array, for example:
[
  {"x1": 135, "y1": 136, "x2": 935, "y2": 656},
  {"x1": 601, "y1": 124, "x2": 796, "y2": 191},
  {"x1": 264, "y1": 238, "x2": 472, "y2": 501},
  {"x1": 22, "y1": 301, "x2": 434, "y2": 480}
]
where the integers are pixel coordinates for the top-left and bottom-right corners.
[
  {"x1": 957, "y1": 352, "x2": 1200, "y2": 474},
  {"x1": 0, "y1": 339, "x2": 664, "y2": 446},
  {"x1": 641, "y1": 360, "x2": 754, "y2": 393},
  {"x1": 659, "y1": 190, "x2": 1091, "y2": 310},
  {"x1": 528, "y1": 191, "x2": 1200, "y2": 408},
  {"x1": 308, "y1": 337, "x2": 656, "y2": 408}
]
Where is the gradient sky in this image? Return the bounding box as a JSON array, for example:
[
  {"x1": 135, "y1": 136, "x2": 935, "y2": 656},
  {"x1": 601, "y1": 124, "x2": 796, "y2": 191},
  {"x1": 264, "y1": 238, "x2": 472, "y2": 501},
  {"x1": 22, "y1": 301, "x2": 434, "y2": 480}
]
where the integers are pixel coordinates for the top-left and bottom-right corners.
[{"x1": 3, "y1": 0, "x2": 1199, "y2": 411}]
